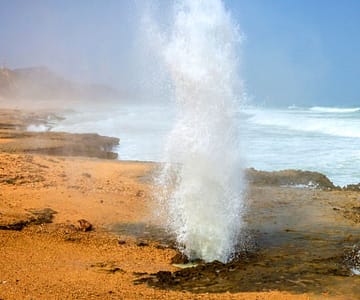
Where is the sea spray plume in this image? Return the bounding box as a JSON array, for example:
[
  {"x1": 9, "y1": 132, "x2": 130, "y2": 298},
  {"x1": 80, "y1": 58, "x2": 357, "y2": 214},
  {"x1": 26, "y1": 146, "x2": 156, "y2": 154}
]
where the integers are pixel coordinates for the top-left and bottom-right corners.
[{"x1": 156, "y1": 0, "x2": 246, "y2": 263}]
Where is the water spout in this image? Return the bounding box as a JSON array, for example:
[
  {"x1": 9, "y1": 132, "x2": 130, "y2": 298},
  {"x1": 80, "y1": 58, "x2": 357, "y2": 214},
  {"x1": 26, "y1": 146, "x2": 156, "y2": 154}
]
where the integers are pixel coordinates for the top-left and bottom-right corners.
[{"x1": 156, "y1": 0, "x2": 246, "y2": 263}]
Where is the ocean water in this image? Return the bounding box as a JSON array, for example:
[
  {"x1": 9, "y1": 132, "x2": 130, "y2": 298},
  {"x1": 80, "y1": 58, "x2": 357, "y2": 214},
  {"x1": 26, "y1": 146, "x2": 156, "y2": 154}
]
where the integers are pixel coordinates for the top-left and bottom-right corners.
[
  {"x1": 242, "y1": 105, "x2": 360, "y2": 187},
  {"x1": 51, "y1": 105, "x2": 360, "y2": 187}
]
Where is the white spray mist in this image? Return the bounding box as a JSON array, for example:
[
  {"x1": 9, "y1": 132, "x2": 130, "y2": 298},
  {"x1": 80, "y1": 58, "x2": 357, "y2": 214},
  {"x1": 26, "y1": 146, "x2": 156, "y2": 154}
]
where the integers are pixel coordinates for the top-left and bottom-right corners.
[{"x1": 156, "y1": 0, "x2": 246, "y2": 263}]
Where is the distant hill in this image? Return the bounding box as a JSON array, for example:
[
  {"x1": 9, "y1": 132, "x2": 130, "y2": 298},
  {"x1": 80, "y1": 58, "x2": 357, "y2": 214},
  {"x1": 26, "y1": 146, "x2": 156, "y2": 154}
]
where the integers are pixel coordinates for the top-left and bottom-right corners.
[{"x1": 0, "y1": 67, "x2": 121, "y2": 105}]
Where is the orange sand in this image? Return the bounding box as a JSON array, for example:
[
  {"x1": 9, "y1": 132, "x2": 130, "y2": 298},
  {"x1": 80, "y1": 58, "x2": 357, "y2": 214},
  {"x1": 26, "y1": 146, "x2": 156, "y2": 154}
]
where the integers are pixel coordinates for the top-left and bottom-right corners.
[{"x1": 0, "y1": 153, "x2": 321, "y2": 300}]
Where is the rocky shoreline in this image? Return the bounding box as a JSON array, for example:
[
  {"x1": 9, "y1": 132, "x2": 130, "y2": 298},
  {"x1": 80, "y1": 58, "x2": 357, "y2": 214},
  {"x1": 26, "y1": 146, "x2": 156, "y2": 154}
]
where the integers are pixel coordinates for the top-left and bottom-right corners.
[
  {"x1": 0, "y1": 108, "x2": 359, "y2": 299},
  {"x1": 0, "y1": 108, "x2": 119, "y2": 159},
  {"x1": 246, "y1": 168, "x2": 360, "y2": 191},
  {"x1": 2, "y1": 108, "x2": 359, "y2": 190}
]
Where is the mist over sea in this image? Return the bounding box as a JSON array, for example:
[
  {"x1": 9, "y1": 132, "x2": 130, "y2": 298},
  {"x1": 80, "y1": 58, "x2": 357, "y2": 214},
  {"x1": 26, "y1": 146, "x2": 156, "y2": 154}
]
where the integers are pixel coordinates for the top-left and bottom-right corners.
[{"x1": 52, "y1": 104, "x2": 360, "y2": 187}]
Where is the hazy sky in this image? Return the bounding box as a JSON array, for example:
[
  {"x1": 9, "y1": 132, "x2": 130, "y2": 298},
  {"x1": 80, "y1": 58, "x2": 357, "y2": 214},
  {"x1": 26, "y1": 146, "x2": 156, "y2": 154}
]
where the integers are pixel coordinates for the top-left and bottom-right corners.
[{"x1": 1, "y1": 0, "x2": 359, "y2": 107}]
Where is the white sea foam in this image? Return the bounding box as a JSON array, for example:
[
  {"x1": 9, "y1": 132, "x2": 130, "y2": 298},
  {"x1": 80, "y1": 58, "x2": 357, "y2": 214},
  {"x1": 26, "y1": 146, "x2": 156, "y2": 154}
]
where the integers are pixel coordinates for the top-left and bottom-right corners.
[
  {"x1": 351, "y1": 268, "x2": 360, "y2": 275},
  {"x1": 310, "y1": 106, "x2": 360, "y2": 113},
  {"x1": 27, "y1": 124, "x2": 49, "y2": 132},
  {"x1": 155, "y1": 0, "x2": 246, "y2": 263},
  {"x1": 247, "y1": 108, "x2": 360, "y2": 138},
  {"x1": 50, "y1": 102, "x2": 360, "y2": 187}
]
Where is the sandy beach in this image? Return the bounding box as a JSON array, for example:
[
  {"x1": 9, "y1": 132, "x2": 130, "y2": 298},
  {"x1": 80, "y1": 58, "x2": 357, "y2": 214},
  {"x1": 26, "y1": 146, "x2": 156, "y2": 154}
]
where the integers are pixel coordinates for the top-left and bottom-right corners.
[{"x1": 0, "y1": 109, "x2": 359, "y2": 300}]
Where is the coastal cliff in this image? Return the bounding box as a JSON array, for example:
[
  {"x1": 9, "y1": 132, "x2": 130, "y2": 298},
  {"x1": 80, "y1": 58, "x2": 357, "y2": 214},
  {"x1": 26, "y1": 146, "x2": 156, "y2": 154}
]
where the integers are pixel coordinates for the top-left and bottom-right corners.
[{"x1": 0, "y1": 67, "x2": 120, "y2": 106}]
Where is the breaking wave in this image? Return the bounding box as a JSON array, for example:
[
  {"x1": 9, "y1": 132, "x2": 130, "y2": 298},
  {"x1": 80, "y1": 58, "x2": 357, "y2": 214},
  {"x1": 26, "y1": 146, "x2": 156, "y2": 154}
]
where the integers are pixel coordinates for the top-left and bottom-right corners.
[
  {"x1": 309, "y1": 106, "x2": 360, "y2": 113},
  {"x1": 247, "y1": 108, "x2": 360, "y2": 138}
]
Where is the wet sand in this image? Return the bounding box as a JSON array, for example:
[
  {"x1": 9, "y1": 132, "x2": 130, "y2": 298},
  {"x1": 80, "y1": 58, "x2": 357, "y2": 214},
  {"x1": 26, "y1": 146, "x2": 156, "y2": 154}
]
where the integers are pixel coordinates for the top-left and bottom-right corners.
[{"x1": 0, "y1": 109, "x2": 359, "y2": 299}]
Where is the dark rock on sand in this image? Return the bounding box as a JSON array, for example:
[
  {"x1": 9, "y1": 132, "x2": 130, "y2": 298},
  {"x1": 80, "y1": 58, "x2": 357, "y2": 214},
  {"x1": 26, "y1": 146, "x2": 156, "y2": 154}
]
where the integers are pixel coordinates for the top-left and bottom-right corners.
[
  {"x1": 26, "y1": 208, "x2": 57, "y2": 224},
  {"x1": 90, "y1": 261, "x2": 125, "y2": 274},
  {"x1": 0, "y1": 208, "x2": 57, "y2": 230},
  {"x1": 137, "y1": 248, "x2": 350, "y2": 294},
  {"x1": 171, "y1": 252, "x2": 189, "y2": 264},
  {"x1": 78, "y1": 219, "x2": 93, "y2": 232},
  {"x1": 136, "y1": 190, "x2": 145, "y2": 197},
  {"x1": 0, "y1": 218, "x2": 32, "y2": 231},
  {"x1": 136, "y1": 240, "x2": 149, "y2": 247}
]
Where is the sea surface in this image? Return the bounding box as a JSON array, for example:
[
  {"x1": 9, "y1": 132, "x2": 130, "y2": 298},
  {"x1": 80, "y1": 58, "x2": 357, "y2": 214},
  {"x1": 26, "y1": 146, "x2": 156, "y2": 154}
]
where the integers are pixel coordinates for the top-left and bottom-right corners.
[{"x1": 51, "y1": 105, "x2": 360, "y2": 187}]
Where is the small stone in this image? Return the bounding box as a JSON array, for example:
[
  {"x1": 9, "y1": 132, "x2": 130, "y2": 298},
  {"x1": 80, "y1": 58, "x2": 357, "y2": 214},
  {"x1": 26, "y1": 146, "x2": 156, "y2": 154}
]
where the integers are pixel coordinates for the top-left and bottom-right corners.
[
  {"x1": 136, "y1": 190, "x2": 145, "y2": 197},
  {"x1": 118, "y1": 240, "x2": 126, "y2": 245},
  {"x1": 78, "y1": 219, "x2": 93, "y2": 232},
  {"x1": 171, "y1": 252, "x2": 189, "y2": 264},
  {"x1": 156, "y1": 243, "x2": 170, "y2": 250},
  {"x1": 136, "y1": 241, "x2": 149, "y2": 247}
]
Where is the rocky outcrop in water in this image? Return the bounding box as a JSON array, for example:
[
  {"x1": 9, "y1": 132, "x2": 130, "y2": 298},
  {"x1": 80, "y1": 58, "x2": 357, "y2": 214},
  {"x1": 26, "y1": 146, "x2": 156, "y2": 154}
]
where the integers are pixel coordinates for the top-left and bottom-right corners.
[
  {"x1": 246, "y1": 168, "x2": 336, "y2": 190},
  {"x1": 0, "y1": 130, "x2": 119, "y2": 159},
  {"x1": 0, "y1": 109, "x2": 119, "y2": 159}
]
